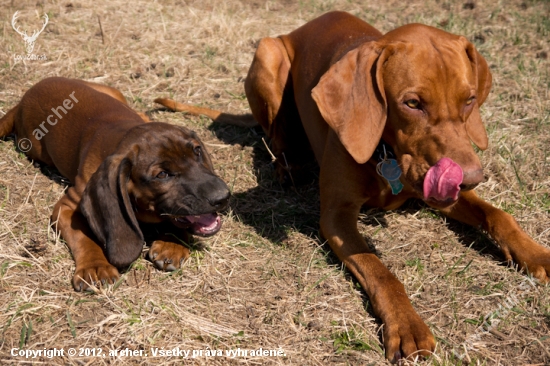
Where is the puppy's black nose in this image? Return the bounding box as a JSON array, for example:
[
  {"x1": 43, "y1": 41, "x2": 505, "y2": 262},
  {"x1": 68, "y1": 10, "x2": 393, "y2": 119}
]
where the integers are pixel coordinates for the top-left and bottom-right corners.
[{"x1": 208, "y1": 185, "x2": 230, "y2": 210}]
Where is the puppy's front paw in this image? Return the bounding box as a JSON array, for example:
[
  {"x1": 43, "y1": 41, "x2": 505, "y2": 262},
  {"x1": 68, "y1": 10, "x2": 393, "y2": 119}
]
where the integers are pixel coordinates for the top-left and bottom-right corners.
[
  {"x1": 148, "y1": 241, "x2": 190, "y2": 271},
  {"x1": 73, "y1": 261, "x2": 120, "y2": 291}
]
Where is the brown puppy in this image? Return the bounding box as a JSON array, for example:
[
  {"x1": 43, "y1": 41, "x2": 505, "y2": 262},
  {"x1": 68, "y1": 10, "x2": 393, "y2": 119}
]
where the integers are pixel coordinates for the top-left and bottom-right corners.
[
  {"x1": 155, "y1": 11, "x2": 550, "y2": 362},
  {"x1": 0, "y1": 77, "x2": 230, "y2": 291}
]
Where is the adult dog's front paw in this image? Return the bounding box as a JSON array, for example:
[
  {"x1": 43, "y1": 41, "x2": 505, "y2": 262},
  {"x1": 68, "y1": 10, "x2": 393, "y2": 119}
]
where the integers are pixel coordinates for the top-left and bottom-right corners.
[
  {"x1": 73, "y1": 261, "x2": 120, "y2": 291},
  {"x1": 504, "y1": 244, "x2": 550, "y2": 283},
  {"x1": 148, "y1": 240, "x2": 190, "y2": 271},
  {"x1": 383, "y1": 305, "x2": 436, "y2": 363}
]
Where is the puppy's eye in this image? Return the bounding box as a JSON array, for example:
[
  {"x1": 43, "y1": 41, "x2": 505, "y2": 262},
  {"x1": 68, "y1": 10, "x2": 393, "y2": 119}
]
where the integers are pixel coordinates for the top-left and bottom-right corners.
[
  {"x1": 466, "y1": 96, "x2": 475, "y2": 105},
  {"x1": 156, "y1": 171, "x2": 169, "y2": 179},
  {"x1": 193, "y1": 146, "x2": 202, "y2": 156},
  {"x1": 405, "y1": 99, "x2": 420, "y2": 109}
]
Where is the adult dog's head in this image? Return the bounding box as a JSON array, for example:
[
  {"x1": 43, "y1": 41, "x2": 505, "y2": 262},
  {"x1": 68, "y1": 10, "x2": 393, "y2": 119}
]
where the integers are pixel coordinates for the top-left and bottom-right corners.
[
  {"x1": 79, "y1": 122, "x2": 230, "y2": 268},
  {"x1": 312, "y1": 24, "x2": 491, "y2": 208}
]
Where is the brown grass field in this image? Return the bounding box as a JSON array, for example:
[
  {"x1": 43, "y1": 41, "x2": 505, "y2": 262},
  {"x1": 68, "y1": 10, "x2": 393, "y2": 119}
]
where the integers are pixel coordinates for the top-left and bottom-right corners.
[{"x1": 0, "y1": 0, "x2": 549, "y2": 365}]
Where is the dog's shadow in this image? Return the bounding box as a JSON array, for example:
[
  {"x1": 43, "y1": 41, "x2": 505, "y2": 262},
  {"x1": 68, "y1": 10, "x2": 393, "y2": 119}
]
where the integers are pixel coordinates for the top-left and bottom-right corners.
[{"x1": 206, "y1": 120, "x2": 323, "y2": 244}]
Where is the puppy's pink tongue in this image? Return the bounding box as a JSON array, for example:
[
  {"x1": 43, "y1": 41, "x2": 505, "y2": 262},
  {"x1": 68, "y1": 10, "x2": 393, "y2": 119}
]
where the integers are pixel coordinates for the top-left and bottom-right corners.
[{"x1": 423, "y1": 157, "x2": 463, "y2": 201}]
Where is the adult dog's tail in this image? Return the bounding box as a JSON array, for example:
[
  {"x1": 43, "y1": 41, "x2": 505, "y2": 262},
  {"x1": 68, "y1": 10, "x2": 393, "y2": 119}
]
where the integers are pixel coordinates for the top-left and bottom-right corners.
[
  {"x1": 154, "y1": 98, "x2": 257, "y2": 128},
  {"x1": 0, "y1": 106, "x2": 17, "y2": 138}
]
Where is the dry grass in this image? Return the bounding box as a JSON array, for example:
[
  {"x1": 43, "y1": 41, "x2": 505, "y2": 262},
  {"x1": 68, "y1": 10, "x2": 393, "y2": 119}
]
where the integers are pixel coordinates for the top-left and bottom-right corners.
[{"x1": 0, "y1": 0, "x2": 549, "y2": 365}]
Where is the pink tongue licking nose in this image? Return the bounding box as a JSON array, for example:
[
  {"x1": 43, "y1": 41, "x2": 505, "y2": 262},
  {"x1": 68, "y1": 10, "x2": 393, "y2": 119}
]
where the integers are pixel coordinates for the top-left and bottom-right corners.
[{"x1": 423, "y1": 157, "x2": 463, "y2": 201}]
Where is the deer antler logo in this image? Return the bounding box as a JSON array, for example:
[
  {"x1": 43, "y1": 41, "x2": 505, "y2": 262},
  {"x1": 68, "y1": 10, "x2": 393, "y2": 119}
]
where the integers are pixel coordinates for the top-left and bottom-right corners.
[{"x1": 11, "y1": 11, "x2": 49, "y2": 55}]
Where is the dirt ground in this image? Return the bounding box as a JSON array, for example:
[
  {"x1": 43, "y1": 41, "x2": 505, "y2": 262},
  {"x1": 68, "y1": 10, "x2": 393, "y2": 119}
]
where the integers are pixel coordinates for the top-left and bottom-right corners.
[{"x1": 0, "y1": 0, "x2": 549, "y2": 365}]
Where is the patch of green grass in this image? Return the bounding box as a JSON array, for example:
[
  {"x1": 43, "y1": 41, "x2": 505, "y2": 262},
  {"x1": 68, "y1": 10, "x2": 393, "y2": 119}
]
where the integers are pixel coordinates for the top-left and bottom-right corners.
[
  {"x1": 405, "y1": 257, "x2": 425, "y2": 274},
  {"x1": 19, "y1": 320, "x2": 32, "y2": 348},
  {"x1": 204, "y1": 46, "x2": 217, "y2": 61},
  {"x1": 130, "y1": 258, "x2": 147, "y2": 271},
  {"x1": 541, "y1": 193, "x2": 550, "y2": 213},
  {"x1": 544, "y1": 310, "x2": 550, "y2": 326},
  {"x1": 66, "y1": 310, "x2": 76, "y2": 338},
  {"x1": 331, "y1": 329, "x2": 373, "y2": 353},
  {"x1": 470, "y1": 282, "x2": 505, "y2": 296},
  {"x1": 419, "y1": 207, "x2": 441, "y2": 220},
  {"x1": 536, "y1": 14, "x2": 550, "y2": 36}
]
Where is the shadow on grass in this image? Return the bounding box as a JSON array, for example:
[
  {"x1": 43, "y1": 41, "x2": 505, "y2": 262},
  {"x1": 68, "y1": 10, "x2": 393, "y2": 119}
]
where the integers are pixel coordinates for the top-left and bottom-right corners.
[{"x1": 206, "y1": 118, "x2": 322, "y2": 244}]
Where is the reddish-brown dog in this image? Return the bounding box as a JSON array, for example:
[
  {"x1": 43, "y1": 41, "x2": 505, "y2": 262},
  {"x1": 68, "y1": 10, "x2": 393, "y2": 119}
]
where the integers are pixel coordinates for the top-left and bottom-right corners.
[
  {"x1": 156, "y1": 11, "x2": 550, "y2": 362},
  {"x1": 0, "y1": 77, "x2": 230, "y2": 291}
]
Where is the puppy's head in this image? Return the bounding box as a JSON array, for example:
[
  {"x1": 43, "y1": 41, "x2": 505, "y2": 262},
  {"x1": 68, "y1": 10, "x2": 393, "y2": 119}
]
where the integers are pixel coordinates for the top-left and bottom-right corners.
[
  {"x1": 79, "y1": 123, "x2": 230, "y2": 268},
  {"x1": 312, "y1": 24, "x2": 491, "y2": 208}
]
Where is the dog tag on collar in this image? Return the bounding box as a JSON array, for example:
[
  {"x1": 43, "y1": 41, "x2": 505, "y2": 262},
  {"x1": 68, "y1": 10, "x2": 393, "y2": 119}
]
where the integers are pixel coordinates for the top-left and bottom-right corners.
[
  {"x1": 377, "y1": 159, "x2": 404, "y2": 195},
  {"x1": 387, "y1": 179, "x2": 404, "y2": 195}
]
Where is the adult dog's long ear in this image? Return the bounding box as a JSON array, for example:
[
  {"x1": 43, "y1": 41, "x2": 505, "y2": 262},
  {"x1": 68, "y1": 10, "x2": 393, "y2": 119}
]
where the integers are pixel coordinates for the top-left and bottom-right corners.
[
  {"x1": 312, "y1": 42, "x2": 388, "y2": 164},
  {"x1": 463, "y1": 38, "x2": 492, "y2": 150},
  {"x1": 79, "y1": 152, "x2": 144, "y2": 268}
]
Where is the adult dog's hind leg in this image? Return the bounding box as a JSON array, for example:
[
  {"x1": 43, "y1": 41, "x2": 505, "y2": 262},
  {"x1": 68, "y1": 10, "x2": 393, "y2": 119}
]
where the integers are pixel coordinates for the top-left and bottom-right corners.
[{"x1": 245, "y1": 37, "x2": 315, "y2": 183}]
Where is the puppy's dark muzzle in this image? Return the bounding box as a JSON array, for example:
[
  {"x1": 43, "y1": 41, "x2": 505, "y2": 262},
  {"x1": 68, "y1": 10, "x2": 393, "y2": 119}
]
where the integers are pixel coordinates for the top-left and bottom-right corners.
[
  {"x1": 207, "y1": 184, "x2": 231, "y2": 211},
  {"x1": 199, "y1": 173, "x2": 231, "y2": 212}
]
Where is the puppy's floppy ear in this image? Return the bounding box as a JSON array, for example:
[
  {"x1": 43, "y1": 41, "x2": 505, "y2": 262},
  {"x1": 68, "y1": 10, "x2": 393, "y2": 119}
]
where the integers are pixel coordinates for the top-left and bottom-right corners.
[
  {"x1": 79, "y1": 151, "x2": 144, "y2": 268},
  {"x1": 462, "y1": 38, "x2": 492, "y2": 150},
  {"x1": 312, "y1": 42, "x2": 388, "y2": 164}
]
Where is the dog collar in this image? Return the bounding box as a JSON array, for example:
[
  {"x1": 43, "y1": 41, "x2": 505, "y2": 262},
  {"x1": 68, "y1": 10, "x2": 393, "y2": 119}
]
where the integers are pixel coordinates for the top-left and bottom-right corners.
[{"x1": 374, "y1": 141, "x2": 404, "y2": 195}]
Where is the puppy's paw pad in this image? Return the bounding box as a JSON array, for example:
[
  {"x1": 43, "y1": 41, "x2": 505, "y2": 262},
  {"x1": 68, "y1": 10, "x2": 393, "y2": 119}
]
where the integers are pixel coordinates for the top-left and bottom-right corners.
[
  {"x1": 73, "y1": 263, "x2": 119, "y2": 292},
  {"x1": 148, "y1": 241, "x2": 190, "y2": 271}
]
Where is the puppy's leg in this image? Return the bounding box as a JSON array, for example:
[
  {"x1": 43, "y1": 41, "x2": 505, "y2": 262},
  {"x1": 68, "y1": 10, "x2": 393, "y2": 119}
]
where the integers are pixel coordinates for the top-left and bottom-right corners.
[
  {"x1": 439, "y1": 190, "x2": 550, "y2": 282},
  {"x1": 52, "y1": 189, "x2": 119, "y2": 291},
  {"x1": 319, "y1": 132, "x2": 436, "y2": 362},
  {"x1": 245, "y1": 37, "x2": 315, "y2": 183},
  {"x1": 148, "y1": 234, "x2": 191, "y2": 271}
]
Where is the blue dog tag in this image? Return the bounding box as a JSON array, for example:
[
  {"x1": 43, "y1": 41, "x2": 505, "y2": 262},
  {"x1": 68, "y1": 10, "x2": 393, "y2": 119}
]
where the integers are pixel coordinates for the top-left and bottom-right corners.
[
  {"x1": 377, "y1": 159, "x2": 404, "y2": 195},
  {"x1": 388, "y1": 179, "x2": 404, "y2": 195},
  {"x1": 379, "y1": 159, "x2": 401, "y2": 181}
]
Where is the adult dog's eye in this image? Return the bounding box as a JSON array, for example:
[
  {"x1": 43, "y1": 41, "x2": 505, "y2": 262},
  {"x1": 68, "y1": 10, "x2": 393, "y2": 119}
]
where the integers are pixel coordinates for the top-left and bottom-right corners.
[
  {"x1": 156, "y1": 171, "x2": 169, "y2": 179},
  {"x1": 405, "y1": 99, "x2": 420, "y2": 109},
  {"x1": 193, "y1": 146, "x2": 202, "y2": 156},
  {"x1": 466, "y1": 96, "x2": 475, "y2": 105}
]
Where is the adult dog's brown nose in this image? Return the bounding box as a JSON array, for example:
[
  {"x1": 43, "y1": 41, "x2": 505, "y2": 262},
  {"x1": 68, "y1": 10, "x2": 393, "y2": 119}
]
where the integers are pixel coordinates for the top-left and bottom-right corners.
[{"x1": 460, "y1": 168, "x2": 484, "y2": 191}]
